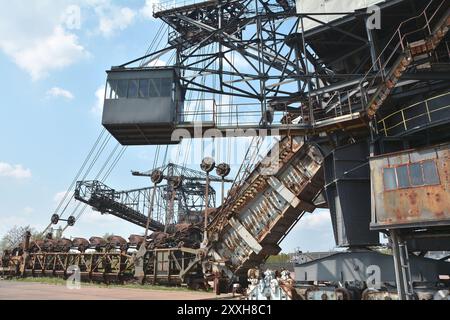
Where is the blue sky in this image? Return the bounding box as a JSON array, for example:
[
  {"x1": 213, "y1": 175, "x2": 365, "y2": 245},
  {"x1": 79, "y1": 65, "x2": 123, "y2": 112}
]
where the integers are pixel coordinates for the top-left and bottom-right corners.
[{"x1": 0, "y1": 0, "x2": 336, "y2": 253}]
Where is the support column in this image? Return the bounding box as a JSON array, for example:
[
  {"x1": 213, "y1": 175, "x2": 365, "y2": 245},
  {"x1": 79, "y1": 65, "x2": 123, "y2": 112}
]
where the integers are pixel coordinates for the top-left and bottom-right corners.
[{"x1": 365, "y1": 19, "x2": 379, "y2": 71}]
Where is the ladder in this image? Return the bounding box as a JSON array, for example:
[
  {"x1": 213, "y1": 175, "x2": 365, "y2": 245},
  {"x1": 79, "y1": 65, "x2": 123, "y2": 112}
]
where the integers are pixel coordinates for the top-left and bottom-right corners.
[{"x1": 391, "y1": 230, "x2": 415, "y2": 300}]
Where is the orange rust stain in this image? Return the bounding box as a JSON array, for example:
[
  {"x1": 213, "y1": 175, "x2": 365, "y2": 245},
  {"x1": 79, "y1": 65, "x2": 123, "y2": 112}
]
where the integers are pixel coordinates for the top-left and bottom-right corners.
[
  {"x1": 436, "y1": 211, "x2": 445, "y2": 217},
  {"x1": 435, "y1": 193, "x2": 441, "y2": 203},
  {"x1": 395, "y1": 208, "x2": 403, "y2": 220},
  {"x1": 408, "y1": 191, "x2": 418, "y2": 206}
]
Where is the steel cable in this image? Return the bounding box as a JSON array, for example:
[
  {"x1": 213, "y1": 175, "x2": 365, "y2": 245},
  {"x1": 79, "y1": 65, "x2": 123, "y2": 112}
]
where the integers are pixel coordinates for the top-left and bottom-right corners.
[
  {"x1": 65, "y1": 144, "x2": 128, "y2": 231},
  {"x1": 58, "y1": 134, "x2": 112, "y2": 218},
  {"x1": 52, "y1": 128, "x2": 106, "y2": 218}
]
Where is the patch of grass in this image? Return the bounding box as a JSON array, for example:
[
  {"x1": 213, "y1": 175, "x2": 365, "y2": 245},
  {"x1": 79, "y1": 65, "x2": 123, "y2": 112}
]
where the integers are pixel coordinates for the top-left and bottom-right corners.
[
  {"x1": 6, "y1": 277, "x2": 209, "y2": 293},
  {"x1": 266, "y1": 253, "x2": 291, "y2": 263}
]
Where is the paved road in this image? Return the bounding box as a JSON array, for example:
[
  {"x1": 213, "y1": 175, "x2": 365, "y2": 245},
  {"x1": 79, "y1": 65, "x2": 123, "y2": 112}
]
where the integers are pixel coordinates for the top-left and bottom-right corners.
[{"x1": 0, "y1": 280, "x2": 220, "y2": 300}]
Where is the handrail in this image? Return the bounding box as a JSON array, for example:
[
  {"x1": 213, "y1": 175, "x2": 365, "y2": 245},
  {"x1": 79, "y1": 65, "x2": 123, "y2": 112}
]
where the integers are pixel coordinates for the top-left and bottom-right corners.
[
  {"x1": 378, "y1": 92, "x2": 450, "y2": 124},
  {"x1": 154, "y1": 0, "x2": 218, "y2": 14},
  {"x1": 378, "y1": 91, "x2": 450, "y2": 136},
  {"x1": 358, "y1": 0, "x2": 447, "y2": 100}
]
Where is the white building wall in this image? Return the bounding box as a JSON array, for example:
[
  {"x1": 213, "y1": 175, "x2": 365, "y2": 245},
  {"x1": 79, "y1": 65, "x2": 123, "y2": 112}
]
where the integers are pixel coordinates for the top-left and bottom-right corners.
[{"x1": 296, "y1": 0, "x2": 387, "y2": 31}]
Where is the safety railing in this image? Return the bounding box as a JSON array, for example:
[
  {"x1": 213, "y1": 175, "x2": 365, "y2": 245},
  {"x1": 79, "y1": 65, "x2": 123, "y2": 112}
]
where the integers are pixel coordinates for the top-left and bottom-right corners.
[
  {"x1": 324, "y1": 87, "x2": 364, "y2": 117},
  {"x1": 178, "y1": 96, "x2": 366, "y2": 130},
  {"x1": 358, "y1": 0, "x2": 448, "y2": 106},
  {"x1": 154, "y1": 0, "x2": 218, "y2": 14},
  {"x1": 179, "y1": 99, "x2": 218, "y2": 124},
  {"x1": 179, "y1": 99, "x2": 307, "y2": 129},
  {"x1": 254, "y1": 0, "x2": 296, "y2": 14},
  {"x1": 75, "y1": 180, "x2": 117, "y2": 201},
  {"x1": 378, "y1": 91, "x2": 450, "y2": 137},
  {"x1": 154, "y1": 0, "x2": 295, "y2": 16}
]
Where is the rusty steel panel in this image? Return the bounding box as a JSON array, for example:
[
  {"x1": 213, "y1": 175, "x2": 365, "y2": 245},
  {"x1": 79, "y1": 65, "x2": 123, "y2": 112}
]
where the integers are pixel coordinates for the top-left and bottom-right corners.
[
  {"x1": 208, "y1": 137, "x2": 324, "y2": 277},
  {"x1": 371, "y1": 143, "x2": 450, "y2": 229}
]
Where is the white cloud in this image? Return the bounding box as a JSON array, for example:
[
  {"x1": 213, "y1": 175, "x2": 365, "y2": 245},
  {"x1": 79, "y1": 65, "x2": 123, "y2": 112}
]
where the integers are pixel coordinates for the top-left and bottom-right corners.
[
  {"x1": 280, "y1": 209, "x2": 336, "y2": 252},
  {"x1": 296, "y1": 209, "x2": 331, "y2": 230},
  {"x1": 46, "y1": 87, "x2": 75, "y2": 100},
  {"x1": 0, "y1": 1, "x2": 142, "y2": 80},
  {"x1": 12, "y1": 27, "x2": 88, "y2": 80},
  {"x1": 95, "y1": 4, "x2": 136, "y2": 37},
  {"x1": 23, "y1": 207, "x2": 35, "y2": 215},
  {"x1": 92, "y1": 85, "x2": 105, "y2": 115},
  {"x1": 141, "y1": 0, "x2": 160, "y2": 20},
  {"x1": 225, "y1": 52, "x2": 253, "y2": 71},
  {"x1": 54, "y1": 191, "x2": 74, "y2": 203},
  {"x1": 0, "y1": 1, "x2": 164, "y2": 80},
  {"x1": 82, "y1": 209, "x2": 118, "y2": 224},
  {"x1": 0, "y1": 162, "x2": 32, "y2": 179},
  {"x1": 146, "y1": 58, "x2": 166, "y2": 67},
  {"x1": 0, "y1": 3, "x2": 88, "y2": 80}
]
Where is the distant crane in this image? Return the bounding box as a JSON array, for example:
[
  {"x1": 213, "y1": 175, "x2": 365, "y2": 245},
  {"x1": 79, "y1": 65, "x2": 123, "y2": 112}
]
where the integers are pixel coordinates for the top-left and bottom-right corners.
[{"x1": 73, "y1": 163, "x2": 232, "y2": 232}]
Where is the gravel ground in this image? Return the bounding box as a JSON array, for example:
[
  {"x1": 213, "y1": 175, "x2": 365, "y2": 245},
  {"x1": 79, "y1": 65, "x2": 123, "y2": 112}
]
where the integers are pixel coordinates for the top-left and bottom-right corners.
[{"x1": 0, "y1": 280, "x2": 224, "y2": 300}]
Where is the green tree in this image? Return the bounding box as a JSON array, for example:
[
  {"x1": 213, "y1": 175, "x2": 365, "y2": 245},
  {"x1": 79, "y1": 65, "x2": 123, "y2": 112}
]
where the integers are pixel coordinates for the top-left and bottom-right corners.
[
  {"x1": 0, "y1": 225, "x2": 35, "y2": 252},
  {"x1": 103, "y1": 233, "x2": 114, "y2": 240}
]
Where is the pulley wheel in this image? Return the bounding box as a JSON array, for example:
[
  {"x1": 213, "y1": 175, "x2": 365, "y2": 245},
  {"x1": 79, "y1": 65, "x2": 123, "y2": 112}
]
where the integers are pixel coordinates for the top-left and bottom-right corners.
[
  {"x1": 51, "y1": 214, "x2": 60, "y2": 225},
  {"x1": 151, "y1": 170, "x2": 164, "y2": 184},
  {"x1": 216, "y1": 163, "x2": 231, "y2": 178},
  {"x1": 201, "y1": 157, "x2": 216, "y2": 173},
  {"x1": 67, "y1": 216, "x2": 76, "y2": 227}
]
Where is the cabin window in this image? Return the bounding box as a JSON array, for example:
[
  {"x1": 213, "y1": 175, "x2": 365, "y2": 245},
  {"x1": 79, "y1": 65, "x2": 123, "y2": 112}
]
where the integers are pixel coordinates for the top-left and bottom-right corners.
[
  {"x1": 105, "y1": 76, "x2": 174, "y2": 100},
  {"x1": 396, "y1": 165, "x2": 410, "y2": 188},
  {"x1": 160, "y1": 78, "x2": 173, "y2": 97},
  {"x1": 383, "y1": 160, "x2": 440, "y2": 191},
  {"x1": 128, "y1": 80, "x2": 138, "y2": 98},
  {"x1": 117, "y1": 80, "x2": 128, "y2": 99},
  {"x1": 139, "y1": 79, "x2": 149, "y2": 98},
  {"x1": 383, "y1": 168, "x2": 397, "y2": 191},
  {"x1": 149, "y1": 78, "x2": 161, "y2": 97},
  {"x1": 409, "y1": 163, "x2": 424, "y2": 186},
  {"x1": 106, "y1": 80, "x2": 118, "y2": 99},
  {"x1": 423, "y1": 160, "x2": 440, "y2": 185}
]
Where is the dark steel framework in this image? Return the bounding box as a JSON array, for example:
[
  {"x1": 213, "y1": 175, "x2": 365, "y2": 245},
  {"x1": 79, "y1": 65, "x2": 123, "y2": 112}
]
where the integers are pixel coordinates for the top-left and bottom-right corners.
[
  {"x1": 101, "y1": 0, "x2": 450, "y2": 298},
  {"x1": 114, "y1": 0, "x2": 449, "y2": 138},
  {"x1": 74, "y1": 163, "x2": 229, "y2": 231}
]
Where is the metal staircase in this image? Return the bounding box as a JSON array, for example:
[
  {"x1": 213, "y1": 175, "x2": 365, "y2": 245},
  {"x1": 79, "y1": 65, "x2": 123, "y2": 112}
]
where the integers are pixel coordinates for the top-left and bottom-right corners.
[
  {"x1": 313, "y1": 0, "x2": 450, "y2": 130},
  {"x1": 362, "y1": 0, "x2": 450, "y2": 118}
]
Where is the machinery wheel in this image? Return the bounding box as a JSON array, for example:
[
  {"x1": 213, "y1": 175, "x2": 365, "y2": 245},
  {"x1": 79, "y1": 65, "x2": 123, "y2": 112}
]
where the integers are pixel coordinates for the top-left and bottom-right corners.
[
  {"x1": 67, "y1": 216, "x2": 76, "y2": 227},
  {"x1": 151, "y1": 170, "x2": 164, "y2": 184},
  {"x1": 51, "y1": 214, "x2": 60, "y2": 225},
  {"x1": 335, "y1": 287, "x2": 351, "y2": 300},
  {"x1": 361, "y1": 288, "x2": 377, "y2": 300},
  {"x1": 216, "y1": 163, "x2": 231, "y2": 177},
  {"x1": 201, "y1": 157, "x2": 216, "y2": 173}
]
